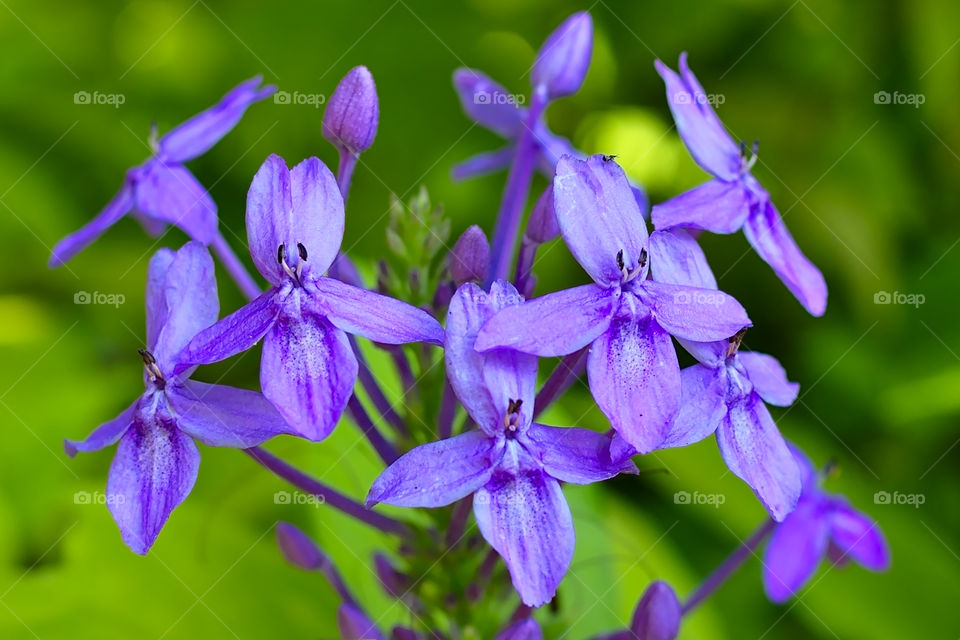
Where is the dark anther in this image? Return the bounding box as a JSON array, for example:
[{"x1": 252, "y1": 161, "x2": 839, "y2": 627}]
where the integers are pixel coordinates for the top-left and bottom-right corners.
[
  {"x1": 638, "y1": 248, "x2": 648, "y2": 270},
  {"x1": 739, "y1": 141, "x2": 747, "y2": 157},
  {"x1": 277, "y1": 243, "x2": 285, "y2": 264},
  {"x1": 137, "y1": 348, "x2": 156, "y2": 365},
  {"x1": 616, "y1": 250, "x2": 625, "y2": 271},
  {"x1": 726, "y1": 327, "x2": 748, "y2": 357},
  {"x1": 297, "y1": 242, "x2": 308, "y2": 261},
  {"x1": 602, "y1": 154, "x2": 617, "y2": 162},
  {"x1": 752, "y1": 139, "x2": 760, "y2": 155},
  {"x1": 507, "y1": 399, "x2": 523, "y2": 414},
  {"x1": 138, "y1": 348, "x2": 165, "y2": 389}
]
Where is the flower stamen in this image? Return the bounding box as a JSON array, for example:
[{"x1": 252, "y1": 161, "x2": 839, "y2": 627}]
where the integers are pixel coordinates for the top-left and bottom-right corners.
[
  {"x1": 726, "y1": 327, "x2": 748, "y2": 358},
  {"x1": 138, "y1": 348, "x2": 165, "y2": 389}
]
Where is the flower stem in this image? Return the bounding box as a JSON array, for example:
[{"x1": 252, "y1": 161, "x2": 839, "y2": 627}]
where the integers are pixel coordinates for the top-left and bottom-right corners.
[
  {"x1": 336, "y1": 151, "x2": 358, "y2": 203},
  {"x1": 437, "y1": 380, "x2": 458, "y2": 439},
  {"x1": 681, "y1": 518, "x2": 776, "y2": 615},
  {"x1": 210, "y1": 231, "x2": 261, "y2": 302},
  {"x1": 347, "y1": 395, "x2": 398, "y2": 464},
  {"x1": 513, "y1": 237, "x2": 539, "y2": 297},
  {"x1": 486, "y1": 87, "x2": 549, "y2": 286},
  {"x1": 534, "y1": 347, "x2": 588, "y2": 418},
  {"x1": 245, "y1": 446, "x2": 409, "y2": 537}
]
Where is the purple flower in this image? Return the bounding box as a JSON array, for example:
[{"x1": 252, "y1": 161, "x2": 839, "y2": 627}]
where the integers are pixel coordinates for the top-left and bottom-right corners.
[
  {"x1": 642, "y1": 227, "x2": 801, "y2": 520},
  {"x1": 650, "y1": 54, "x2": 827, "y2": 317},
  {"x1": 64, "y1": 242, "x2": 291, "y2": 554},
  {"x1": 367, "y1": 281, "x2": 636, "y2": 607},
  {"x1": 763, "y1": 446, "x2": 890, "y2": 602},
  {"x1": 50, "y1": 77, "x2": 275, "y2": 267},
  {"x1": 475, "y1": 155, "x2": 751, "y2": 454},
  {"x1": 177, "y1": 154, "x2": 444, "y2": 440}
]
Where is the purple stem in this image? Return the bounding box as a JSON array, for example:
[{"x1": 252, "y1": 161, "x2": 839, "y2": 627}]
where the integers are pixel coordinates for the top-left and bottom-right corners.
[
  {"x1": 533, "y1": 347, "x2": 588, "y2": 418},
  {"x1": 681, "y1": 518, "x2": 776, "y2": 615},
  {"x1": 353, "y1": 339, "x2": 409, "y2": 437},
  {"x1": 336, "y1": 151, "x2": 358, "y2": 202},
  {"x1": 245, "y1": 446, "x2": 409, "y2": 537},
  {"x1": 347, "y1": 395, "x2": 398, "y2": 464},
  {"x1": 210, "y1": 231, "x2": 261, "y2": 302},
  {"x1": 437, "y1": 380, "x2": 458, "y2": 440},
  {"x1": 486, "y1": 87, "x2": 549, "y2": 286},
  {"x1": 513, "y1": 237, "x2": 539, "y2": 296}
]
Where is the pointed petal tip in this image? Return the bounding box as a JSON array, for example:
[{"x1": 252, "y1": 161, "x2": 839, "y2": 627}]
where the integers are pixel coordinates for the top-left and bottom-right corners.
[{"x1": 63, "y1": 439, "x2": 78, "y2": 458}]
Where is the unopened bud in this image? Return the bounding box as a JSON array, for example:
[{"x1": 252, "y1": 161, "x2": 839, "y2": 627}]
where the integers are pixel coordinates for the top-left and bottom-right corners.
[
  {"x1": 449, "y1": 225, "x2": 490, "y2": 285},
  {"x1": 532, "y1": 12, "x2": 593, "y2": 99},
  {"x1": 323, "y1": 66, "x2": 379, "y2": 154}
]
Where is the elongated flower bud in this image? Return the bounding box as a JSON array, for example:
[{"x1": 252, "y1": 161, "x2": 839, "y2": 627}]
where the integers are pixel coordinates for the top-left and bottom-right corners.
[
  {"x1": 323, "y1": 66, "x2": 379, "y2": 155},
  {"x1": 630, "y1": 581, "x2": 681, "y2": 640},
  {"x1": 525, "y1": 186, "x2": 559, "y2": 244},
  {"x1": 450, "y1": 225, "x2": 490, "y2": 285},
  {"x1": 276, "y1": 521, "x2": 327, "y2": 570},
  {"x1": 532, "y1": 12, "x2": 593, "y2": 99}
]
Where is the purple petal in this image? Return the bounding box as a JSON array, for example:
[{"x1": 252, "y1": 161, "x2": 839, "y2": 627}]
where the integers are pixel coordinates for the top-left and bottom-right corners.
[
  {"x1": 787, "y1": 441, "x2": 818, "y2": 491},
  {"x1": 654, "y1": 55, "x2": 740, "y2": 181},
  {"x1": 763, "y1": 498, "x2": 829, "y2": 602},
  {"x1": 246, "y1": 154, "x2": 291, "y2": 284},
  {"x1": 532, "y1": 11, "x2": 593, "y2": 99},
  {"x1": 526, "y1": 185, "x2": 560, "y2": 244},
  {"x1": 311, "y1": 277, "x2": 444, "y2": 346},
  {"x1": 660, "y1": 364, "x2": 727, "y2": 449},
  {"x1": 554, "y1": 155, "x2": 649, "y2": 287},
  {"x1": 450, "y1": 225, "x2": 490, "y2": 285},
  {"x1": 482, "y1": 345, "x2": 538, "y2": 432},
  {"x1": 49, "y1": 182, "x2": 135, "y2": 267},
  {"x1": 648, "y1": 228, "x2": 716, "y2": 289},
  {"x1": 676, "y1": 338, "x2": 727, "y2": 367},
  {"x1": 651, "y1": 179, "x2": 751, "y2": 234},
  {"x1": 738, "y1": 351, "x2": 798, "y2": 407},
  {"x1": 716, "y1": 394, "x2": 801, "y2": 521},
  {"x1": 159, "y1": 76, "x2": 275, "y2": 163},
  {"x1": 289, "y1": 156, "x2": 345, "y2": 275},
  {"x1": 587, "y1": 313, "x2": 681, "y2": 454},
  {"x1": 106, "y1": 410, "x2": 200, "y2": 555},
  {"x1": 639, "y1": 280, "x2": 750, "y2": 342},
  {"x1": 322, "y1": 66, "x2": 379, "y2": 154},
  {"x1": 367, "y1": 430, "x2": 501, "y2": 508},
  {"x1": 64, "y1": 399, "x2": 138, "y2": 457},
  {"x1": 452, "y1": 147, "x2": 515, "y2": 181},
  {"x1": 338, "y1": 603, "x2": 384, "y2": 640},
  {"x1": 534, "y1": 123, "x2": 579, "y2": 174},
  {"x1": 473, "y1": 452, "x2": 574, "y2": 607},
  {"x1": 522, "y1": 423, "x2": 637, "y2": 484},
  {"x1": 475, "y1": 284, "x2": 617, "y2": 357},
  {"x1": 743, "y1": 196, "x2": 827, "y2": 317},
  {"x1": 145, "y1": 248, "x2": 176, "y2": 351},
  {"x1": 828, "y1": 500, "x2": 891, "y2": 571},
  {"x1": 452, "y1": 68, "x2": 524, "y2": 138},
  {"x1": 167, "y1": 380, "x2": 291, "y2": 448},
  {"x1": 261, "y1": 307, "x2": 357, "y2": 441},
  {"x1": 630, "y1": 580, "x2": 682, "y2": 640},
  {"x1": 136, "y1": 162, "x2": 218, "y2": 244},
  {"x1": 495, "y1": 618, "x2": 543, "y2": 640}
]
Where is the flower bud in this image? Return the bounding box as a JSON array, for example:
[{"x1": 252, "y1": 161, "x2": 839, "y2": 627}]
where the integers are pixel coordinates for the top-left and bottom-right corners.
[
  {"x1": 630, "y1": 581, "x2": 681, "y2": 640},
  {"x1": 276, "y1": 521, "x2": 326, "y2": 570},
  {"x1": 532, "y1": 12, "x2": 593, "y2": 99},
  {"x1": 449, "y1": 225, "x2": 490, "y2": 285},
  {"x1": 374, "y1": 553, "x2": 406, "y2": 598},
  {"x1": 526, "y1": 186, "x2": 559, "y2": 244},
  {"x1": 337, "y1": 603, "x2": 381, "y2": 640},
  {"x1": 323, "y1": 66, "x2": 379, "y2": 154}
]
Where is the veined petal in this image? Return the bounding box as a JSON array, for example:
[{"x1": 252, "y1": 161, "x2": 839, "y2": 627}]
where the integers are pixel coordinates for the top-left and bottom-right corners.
[
  {"x1": 676, "y1": 338, "x2": 727, "y2": 367},
  {"x1": 106, "y1": 411, "x2": 200, "y2": 555},
  {"x1": 587, "y1": 313, "x2": 681, "y2": 454},
  {"x1": 522, "y1": 423, "x2": 637, "y2": 484},
  {"x1": 554, "y1": 155, "x2": 649, "y2": 287},
  {"x1": 828, "y1": 500, "x2": 891, "y2": 571},
  {"x1": 660, "y1": 364, "x2": 727, "y2": 449},
  {"x1": 738, "y1": 351, "x2": 798, "y2": 407},
  {"x1": 246, "y1": 154, "x2": 291, "y2": 284},
  {"x1": 167, "y1": 380, "x2": 291, "y2": 448},
  {"x1": 743, "y1": 196, "x2": 827, "y2": 317},
  {"x1": 261, "y1": 309, "x2": 357, "y2": 441},
  {"x1": 367, "y1": 430, "x2": 501, "y2": 508},
  {"x1": 451, "y1": 147, "x2": 514, "y2": 182},
  {"x1": 49, "y1": 182, "x2": 135, "y2": 267},
  {"x1": 495, "y1": 618, "x2": 543, "y2": 640},
  {"x1": 145, "y1": 248, "x2": 176, "y2": 351},
  {"x1": 475, "y1": 284, "x2": 617, "y2": 357},
  {"x1": 159, "y1": 76, "x2": 275, "y2": 163},
  {"x1": 716, "y1": 394, "x2": 801, "y2": 521},
  {"x1": 452, "y1": 68, "x2": 524, "y2": 138},
  {"x1": 288, "y1": 156, "x2": 344, "y2": 275},
  {"x1": 640, "y1": 280, "x2": 750, "y2": 342},
  {"x1": 136, "y1": 162, "x2": 218, "y2": 244},
  {"x1": 651, "y1": 179, "x2": 751, "y2": 234},
  {"x1": 649, "y1": 228, "x2": 717, "y2": 289},
  {"x1": 474, "y1": 455, "x2": 574, "y2": 607},
  {"x1": 64, "y1": 398, "x2": 138, "y2": 457},
  {"x1": 311, "y1": 277, "x2": 444, "y2": 346},
  {"x1": 762, "y1": 498, "x2": 829, "y2": 602}
]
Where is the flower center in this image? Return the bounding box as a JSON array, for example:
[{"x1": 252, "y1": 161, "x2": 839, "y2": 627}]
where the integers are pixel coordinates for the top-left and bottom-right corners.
[
  {"x1": 739, "y1": 140, "x2": 759, "y2": 174},
  {"x1": 277, "y1": 242, "x2": 309, "y2": 286},
  {"x1": 617, "y1": 248, "x2": 647, "y2": 284},
  {"x1": 502, "y1": 398, "x2": 524, "y2": 437},
  {"x1": 138, "y1": 348, "x2": 165, "y2": 390}
]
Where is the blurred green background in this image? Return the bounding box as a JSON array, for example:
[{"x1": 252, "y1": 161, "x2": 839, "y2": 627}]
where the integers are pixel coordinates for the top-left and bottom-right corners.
[{"x1": 1, "y1": 0, "x2": 958, "y2": 637}]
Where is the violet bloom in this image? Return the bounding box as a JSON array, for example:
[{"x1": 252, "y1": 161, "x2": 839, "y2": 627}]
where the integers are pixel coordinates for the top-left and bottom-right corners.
[
  {"x1": 65, "y1": 242, "x2": 291, "y2": 554},
  {"x1": 763, "y1": 446, "x2": 890, "y2": 602},
  {"x1": 651, "y1": 54, "x2": 827, "y2": 317},
  {"x1": 368, "y1": 281, "x2": 636, "y2": 607},
  {"x1": 476, "y1": 155, "x2": 751, "y2": 454},
  {"x1": 178, "y1": 154, "x2": 444, "y2": 441},
  {"x1": 50, "y1": 77, "x2": 275, "y2": 266}
]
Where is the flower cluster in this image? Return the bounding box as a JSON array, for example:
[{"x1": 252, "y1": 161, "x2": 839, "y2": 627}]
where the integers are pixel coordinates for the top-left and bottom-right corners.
[{"x1": 57, "y1": 11, "x2": 888, "y2": 639}]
